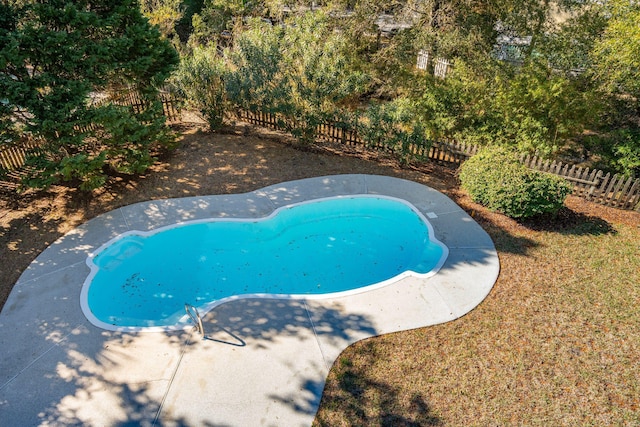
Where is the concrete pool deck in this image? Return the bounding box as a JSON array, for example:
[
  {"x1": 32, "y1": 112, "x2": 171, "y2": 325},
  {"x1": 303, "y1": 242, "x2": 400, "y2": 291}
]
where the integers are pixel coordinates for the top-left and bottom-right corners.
[{"x1": 0, "y1": 174, "x2": 499, "y2": 426}]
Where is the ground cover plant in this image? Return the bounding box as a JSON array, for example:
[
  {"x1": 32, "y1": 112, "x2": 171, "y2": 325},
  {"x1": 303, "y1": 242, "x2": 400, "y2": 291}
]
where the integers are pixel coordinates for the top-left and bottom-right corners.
[{"x1": 1, "y1": 123, "x2": 638, "y2": 425}]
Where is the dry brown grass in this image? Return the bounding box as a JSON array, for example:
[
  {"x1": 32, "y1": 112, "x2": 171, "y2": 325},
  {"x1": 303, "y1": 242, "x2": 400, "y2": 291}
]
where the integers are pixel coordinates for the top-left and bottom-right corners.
[{"x1": 2, "y1": 123, "x2": 639, "y2": 425}]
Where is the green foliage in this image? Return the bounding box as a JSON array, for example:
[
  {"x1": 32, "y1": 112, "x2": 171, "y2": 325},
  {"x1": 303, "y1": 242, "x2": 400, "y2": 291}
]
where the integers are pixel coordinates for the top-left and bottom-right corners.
[
  {"x1": 459, "y1": 146, "x2": 572, "y2": 219},
  {"x1": 591, "y1": 0, "x2": 640, "y2": 99},
  {"x1": 188, "y1": 0, "x2": 257, "y2": 47},
  {"x1": 333, "y1": 0, "x2": 500, "y2": 93},
  {"x1": 412, "y1": 59, "x2": 598, "y2": 156},
  {"x1": 174, "y1": 0, "x2": 205, "y2": 43},
  {"x1": 140, "y1": 0, "x2": 183, "y2": 41},
  {"x1": 357, "y1": 98, "x2": 430, "y2": 164},
  {"x1": 224, "y1": 18, "x2": 285, "y2": 113},
  {"x1": 0, "y1": 0, "x2": 179, "y2": 190},
  {"x1": 376, "y1": 0, "x2": 638, "y2": 173},
  {"x1": 485, "y1": 61, "x2": 596, "y2": 155},
  {"x1": 582, "y1": 129, "x2": 640, "y2": 178},
  {"x1": 539, "y1": 7, "x2": 607, "y2": 75},
  {"x1": 170, "y1": 45, "x2": 227, "y2": 130},
  {"x1": 135, "y1": 0, "x2": 639, "y2": 177},
  {"x1": 225, "y1": 12, "x2": 368, "y2": 144},
  {"x1": 612, "y1": 131, "x2": 640, "y2": 178}
]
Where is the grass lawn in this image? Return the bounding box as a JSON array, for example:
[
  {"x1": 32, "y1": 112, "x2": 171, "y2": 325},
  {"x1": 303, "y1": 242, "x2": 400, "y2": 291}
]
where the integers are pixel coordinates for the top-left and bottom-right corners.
[{"x1": 2, "y1": 123, "x2": 639, "y2": 425}]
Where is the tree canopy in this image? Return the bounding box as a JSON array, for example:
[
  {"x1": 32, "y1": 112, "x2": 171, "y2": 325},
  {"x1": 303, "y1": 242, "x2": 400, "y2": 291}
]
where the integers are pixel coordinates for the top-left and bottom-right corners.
[
  {"x1": 4, "y1": 0, "x2": 639, "y2": 189},
  {"x1": 0, "y1": 0, "x2": 179, "y2": 190},
  {"x1": 163, "y1": 0, "x2": 639, "y2": 175}
]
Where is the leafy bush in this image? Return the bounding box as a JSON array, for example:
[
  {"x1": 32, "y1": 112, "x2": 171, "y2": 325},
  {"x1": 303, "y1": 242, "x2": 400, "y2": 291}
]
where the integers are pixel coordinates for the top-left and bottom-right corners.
[
  {"x1": 412, "y1": 59, "x2": 598, "y2": 157},
  {"x1": 357, "y1": 98, "x2": 431, "y2": 164},
  {"x1": 224, "y1": 18, "x2": 285, "y2": 114},
  {"x1": 224, "y1": 13, "x2": 368, "y2": 144},
  {"x1": 612, "y1": 130, "x2": 640, "y2": 178},
  {"x1": 459, "y1": 147, "x2": 572, "y2": 218},
  {"x1": 170, "y1": 45, "x2": 227, "y2": 130}
]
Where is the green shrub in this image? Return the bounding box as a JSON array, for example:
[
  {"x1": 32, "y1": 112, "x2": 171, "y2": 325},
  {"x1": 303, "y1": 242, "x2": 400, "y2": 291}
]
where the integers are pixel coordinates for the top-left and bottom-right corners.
[
  {"x1": 357, "y1": 99, "x2": 431, "y2": 164},
  {"x1": 459, "y1": 147, "x2": 572, "y2": 219},
  {"x1": 170, "y1": 45, "x2": 227, "y2": 130}
]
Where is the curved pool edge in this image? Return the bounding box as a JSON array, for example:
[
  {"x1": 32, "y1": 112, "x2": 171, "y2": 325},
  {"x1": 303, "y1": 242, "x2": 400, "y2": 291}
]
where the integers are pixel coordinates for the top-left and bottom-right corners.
[
  {"x1": 0, "y1": 174, "x2": 500, "y2": 427},
  {"x1": 80, "y1": 194, "x2": 451, "y2": 333}
]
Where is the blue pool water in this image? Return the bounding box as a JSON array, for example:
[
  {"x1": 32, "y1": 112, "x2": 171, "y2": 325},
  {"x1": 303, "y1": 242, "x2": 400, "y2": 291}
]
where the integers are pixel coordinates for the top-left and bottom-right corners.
[{"x1": 81, "y1": 196, "x2": 448, "y2": 331}]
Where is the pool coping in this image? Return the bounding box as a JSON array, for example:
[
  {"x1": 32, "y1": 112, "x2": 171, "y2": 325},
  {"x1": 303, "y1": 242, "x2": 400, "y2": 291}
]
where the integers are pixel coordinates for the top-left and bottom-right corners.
[{"x1": 0, "y1": 174, "x2": 500, "y2": 426}]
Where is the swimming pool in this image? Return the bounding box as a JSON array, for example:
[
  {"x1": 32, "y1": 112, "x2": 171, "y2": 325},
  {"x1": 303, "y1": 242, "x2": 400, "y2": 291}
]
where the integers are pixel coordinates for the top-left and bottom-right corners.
[{"x1": 81, "y1": 195, "x2": 448, "y2": 332}]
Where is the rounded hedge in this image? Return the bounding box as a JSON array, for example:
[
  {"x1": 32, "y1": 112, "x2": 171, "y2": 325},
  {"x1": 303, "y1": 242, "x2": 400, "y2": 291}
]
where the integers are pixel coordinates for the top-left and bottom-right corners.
[{"x1": 459, "y1": 146, "x2": 572, "y2": 219}]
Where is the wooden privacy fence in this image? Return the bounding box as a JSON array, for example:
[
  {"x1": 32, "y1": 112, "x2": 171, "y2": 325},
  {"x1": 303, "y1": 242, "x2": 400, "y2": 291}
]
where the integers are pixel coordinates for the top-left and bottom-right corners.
[
  {"x1": 237, "y1": 109, "x2": 640, "y2": 211},
  {"x1": 92, "y1": 90, "x2": 182, "y2": 123},
  {"x1": 2, "y1": 103, "x2": 639, "y2": 211},
  {"x1": 0, "y1": 138, "x2": 41, "y2": 173}
]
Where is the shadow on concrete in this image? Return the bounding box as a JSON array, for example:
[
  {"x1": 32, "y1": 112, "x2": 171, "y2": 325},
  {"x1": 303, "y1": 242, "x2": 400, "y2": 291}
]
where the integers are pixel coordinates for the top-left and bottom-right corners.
[
  {"x1": 203, "y1": 325, "x2": 247, "y2": 347},
  {"x1": 1, "y1": 293, "x2": 378, "y2": 426},
  {"x1": 268, "y1": 377, "x2": 327, "y2": 418},
  {"x1": 201, "y1": 297, "x2": 377, "y2": 349},
  {"x1": 0, "y1": 327, "x2": 192, "y2": 426}
]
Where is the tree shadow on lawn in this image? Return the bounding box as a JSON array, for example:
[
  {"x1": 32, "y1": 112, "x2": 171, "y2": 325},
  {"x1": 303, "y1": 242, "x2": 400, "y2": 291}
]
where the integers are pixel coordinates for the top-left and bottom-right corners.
[
  {"x1": 314, "y1": 340, "x2": 442, "y2": 427},
  {"x1": 519, "y1": 207, "x2": 617, "y2": 236},
  {"x1": 462, "y1": 206, "x2": 616, "y2": 265},
  {"x1": 456, "y1": 195, "x2": 617, "y2": 259}
]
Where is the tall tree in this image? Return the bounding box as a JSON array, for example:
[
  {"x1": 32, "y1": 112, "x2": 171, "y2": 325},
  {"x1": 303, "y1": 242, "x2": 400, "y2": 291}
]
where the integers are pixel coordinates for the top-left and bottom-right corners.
[
  {"x1": 0, "y1": 0, "x2": 179, "y2": 190},
  {"x1": 591, "y1": 0, "x2": 640, "y2": 99},
  {"x1": 588, "y1": 0, "x2": 640, "y2": 176}
]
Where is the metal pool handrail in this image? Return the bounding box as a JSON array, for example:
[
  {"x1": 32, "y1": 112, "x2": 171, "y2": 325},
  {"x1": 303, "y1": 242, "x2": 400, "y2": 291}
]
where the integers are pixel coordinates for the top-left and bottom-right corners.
[{"x1": 184, "y1": 303, "x2": 205, "y2": 337}]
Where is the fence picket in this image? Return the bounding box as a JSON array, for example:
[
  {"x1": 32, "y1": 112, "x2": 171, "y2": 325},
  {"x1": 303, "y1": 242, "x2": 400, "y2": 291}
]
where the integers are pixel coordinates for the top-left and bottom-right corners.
[
  {"x1": 602, "y1": 175, "x2": 617, "y2": 206},
  {"x1": 616, "y1": 176, "x2": 635, "y2": 208},
  {"x1": 611, "y1": 175, "x2": 627, "y2": 207},
  {"x1": 587, "y1": 170, "x2": 601, "y2": 200},
  {"x1": 569, "y1": 166, "x2": 580, "y2": 192},
  {"x1": 598, "y1": 173, "x2": 614, "y2": 205},
  {"x1": 609, "y1": 175, "x2": 626, "y2": 207},
  {"x1": 623, "y1": 179, "x2": 640, "y2": 209},
  {"x1": 575, "y1": 167, "x2": 588, "y2": 196},
  {"x1": 610, "y1": 175, "x2": 624, "y2": 206},
  {"x1": 532, "y1": 155, "x2": 541, "y2": 170}
]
